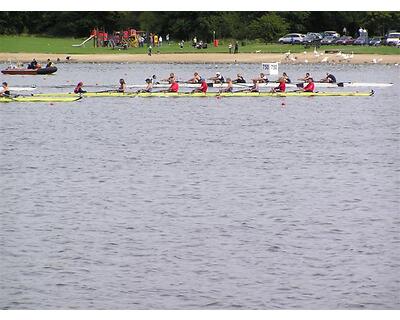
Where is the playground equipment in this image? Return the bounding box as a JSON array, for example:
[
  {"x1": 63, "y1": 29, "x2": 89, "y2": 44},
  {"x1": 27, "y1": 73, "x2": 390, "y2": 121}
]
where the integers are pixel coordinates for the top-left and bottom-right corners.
[
  {"x1": 72, "y1": 35, "x2": 94, "y2": 47},
  {"x1": 73, "y1": 28, "x2": 146, "y2": 49}
]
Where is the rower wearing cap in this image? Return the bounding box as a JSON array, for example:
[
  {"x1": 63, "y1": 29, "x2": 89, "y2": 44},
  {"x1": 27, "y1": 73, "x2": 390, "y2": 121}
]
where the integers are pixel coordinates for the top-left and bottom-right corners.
[
  {"x1": 150, "y1": 74, "x2": 159, "y2": 85},
  {"x1": 0, "y1": 82, "x2": 10, "y2": 97},
  {"x1": 321, "y1": 73, "x2": 337, "y2": 83},
  {"x1": 74, "y1": 82, "x2": 86, "y2": 94},
  {"x1": 298, "y1": 72, "x2": 311, "y2": 81},
  {"x1": 271, "y1": 77, "x2": 286, "y2": 93},
  {"x1": 208, "y1": 72, "x2": 225, "y2": 84},
  {"x1": 302, "y1": 78, "x2": 315, "y2": 92},
  {"x1": 253, "y1": 73, "x2": 268, "y2": 83},
  {"x1": 188, "y1": 72, "x2": 202, "y2": 84},
  {"x1": 137, "y1": 78, "x2": 153, "y2": 93},
  {"x1": 233, "y1": 73, "x2": 246, "y2": 84},
  {"x1": 192, "y1": 78, "x2": 208, "y2": 93},
  {"x1": 118, "y1": 79, "x2": 126, "y2": 92},
  {"x1": 282, "y1": 72, "x2": 291, "y2": 83},
  {"x1": 220, "y1": 78, "x2": 233, "y2": 93}
]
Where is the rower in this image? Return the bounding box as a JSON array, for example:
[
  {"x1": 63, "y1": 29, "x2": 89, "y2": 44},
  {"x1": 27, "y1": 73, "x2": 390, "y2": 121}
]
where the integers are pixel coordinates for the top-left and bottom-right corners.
[
  {"x1": 298, "y1": 72, "x2": 311, "y2": 82},
  {"x1": 253, "y1": 72, "x2": 268, "y2": 83},
  {"x1": 166, "y1": 79, "x2": 179, "y2": 92},
  {"x1": 248, "y1": 79, "x2": 259, "y2": 92},
  {"x1": 163, "y1": 73, "x2": 176, "y2": 83},
  {"x1": 233, "y1": 73, "x2": 246, "y2": 84},
  {"x1": 118, "y1": 79, "x2": 126, "y2": 92},
  {"x1": 0, "y1": 82, "x2": 10, "y2": 97},
  {"x1": 208, "y1": 72, "x2": 225, "y2": 84},
  {"x1": 45, "y1": 59, "x2": 54, "y2": 68},
  {"x1": 321, "y1": 73, "x2": 337, "y2": 83},
  {"x1": 74, "y1": 82, "x2": 86, "y2": 94},
  {"x1": 137, "y1": 78, "x2": 153, "y2": 93},
  {"x1": 282, "y1": 72, "x2": 291, "y2": 83},
  {"x1": 192, "y1": 78, "x2": 208, "y2": 93},
  {"x1": 188, "y1": 72, "x2": 202, "y2": 84},
  {"x1": 302, "y1": 78, "x2": 315, "y2": 92},
  {"x1": 271, "y1": 77, "x2": 286, "y2": 93},
  {"x1": 150, "y1": 74, "x2": 159, "y2": 85},
  {"x1": 220, "y1": 78, "x2": 233, "y2": 93}
]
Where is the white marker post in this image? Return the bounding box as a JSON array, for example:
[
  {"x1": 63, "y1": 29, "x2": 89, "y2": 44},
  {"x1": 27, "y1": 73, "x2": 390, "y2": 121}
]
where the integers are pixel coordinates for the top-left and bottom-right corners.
[{"x1": 262, "y1": 63, "x2": 279, "y2": 76}]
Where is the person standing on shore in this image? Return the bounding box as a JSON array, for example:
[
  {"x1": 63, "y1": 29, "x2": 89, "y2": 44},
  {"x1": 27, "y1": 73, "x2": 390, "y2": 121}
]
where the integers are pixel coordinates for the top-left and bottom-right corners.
[
  {"x1": 234, "y1": 41, "x2": 239, "y2": 54},
  {"x1": 166, "y1": 34, "x2": 170, "y2": 45},
  {"x1": 229, "y1": 43, "x2": 233, "y2": 54},
  {"x1": 148, "y1": 45, "x2": 152, "y2": 56}
]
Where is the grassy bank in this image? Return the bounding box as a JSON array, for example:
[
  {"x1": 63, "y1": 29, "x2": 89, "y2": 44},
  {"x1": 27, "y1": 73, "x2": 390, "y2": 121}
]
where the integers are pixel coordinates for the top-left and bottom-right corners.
[{"x1": 1, "y1": 35, "x2": 399, "y2": 55}]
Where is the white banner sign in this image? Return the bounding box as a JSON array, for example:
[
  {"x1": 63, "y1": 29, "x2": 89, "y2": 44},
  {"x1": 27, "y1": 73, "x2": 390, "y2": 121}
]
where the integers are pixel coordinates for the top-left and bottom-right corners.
[{"x1": 262, "y1": 63, "x2": 279, "y2": 75}]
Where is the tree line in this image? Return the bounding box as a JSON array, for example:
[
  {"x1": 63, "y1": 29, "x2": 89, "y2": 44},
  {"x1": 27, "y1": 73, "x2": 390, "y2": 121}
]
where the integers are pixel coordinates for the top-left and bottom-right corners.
[{"x1": 0, "y1": 12, "x2": 399, "y2": 41}]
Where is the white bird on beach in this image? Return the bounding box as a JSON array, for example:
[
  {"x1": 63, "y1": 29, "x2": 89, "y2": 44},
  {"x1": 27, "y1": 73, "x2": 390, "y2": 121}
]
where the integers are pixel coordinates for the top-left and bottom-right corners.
[
  {"x1": 255, "y1": 50, "x2": 261, "y2": 53},
  {"x1": 321, "y1": 56, "x2": 329, "y2": 63},
  {"x1": 336, "y1": 51, "x2": 343, "y2": 57},
  {"x1": 313, "y1": 48, "x2": 320, "y2": 57},
  {"x1": 304, "y1": 59, "x2": 308, "y2": 63}
]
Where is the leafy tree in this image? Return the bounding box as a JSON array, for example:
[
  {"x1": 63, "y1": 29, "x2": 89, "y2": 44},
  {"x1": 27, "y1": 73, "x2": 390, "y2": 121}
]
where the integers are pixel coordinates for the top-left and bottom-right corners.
[{"x1": 249, "y1": 13, "x2": 289, "y2": 42}]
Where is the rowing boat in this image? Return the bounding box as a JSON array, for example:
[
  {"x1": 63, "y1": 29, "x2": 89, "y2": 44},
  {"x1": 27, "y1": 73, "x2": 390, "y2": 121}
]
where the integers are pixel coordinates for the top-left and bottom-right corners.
[
  {"x1": 0, "y1": 96, "x2": 82, "y2": 103},
  {"x1": 33, "y1": 91, "x2": 374, "y2": 98},
  {"x1": 150, "y1": 81, "x2": 394, "y2": 89}
]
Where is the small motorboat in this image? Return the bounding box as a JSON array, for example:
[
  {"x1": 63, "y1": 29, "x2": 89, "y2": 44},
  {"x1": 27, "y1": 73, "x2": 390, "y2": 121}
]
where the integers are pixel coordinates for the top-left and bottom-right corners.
[{"x1": 1, "y1": 66, "x2": 57, "y2": 75}]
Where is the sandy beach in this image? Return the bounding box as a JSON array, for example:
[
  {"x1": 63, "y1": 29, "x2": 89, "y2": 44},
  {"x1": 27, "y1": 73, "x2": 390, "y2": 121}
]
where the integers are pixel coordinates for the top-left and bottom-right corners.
[{"x1": 0, "y1": 52, "x2": 399, "y2": 65}]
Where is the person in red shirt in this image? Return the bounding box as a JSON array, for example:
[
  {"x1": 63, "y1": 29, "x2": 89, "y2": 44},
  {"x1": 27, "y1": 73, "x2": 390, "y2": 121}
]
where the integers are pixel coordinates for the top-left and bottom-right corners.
[
  {"x1": 303, "y1": 77, "x2": 315, "y2": 92},
  {"x1": 167, "y1": 79, "x2": 179, "y2": 92},
  {"x1": 74, "y1": 82, "x2": 86, "y2": 94},
  {"x1": 192, "y1": 78, "x2": 208, "y2": 93},
  {"x1": 271, "y1": 77, "x2": 286, "y2": 93}
]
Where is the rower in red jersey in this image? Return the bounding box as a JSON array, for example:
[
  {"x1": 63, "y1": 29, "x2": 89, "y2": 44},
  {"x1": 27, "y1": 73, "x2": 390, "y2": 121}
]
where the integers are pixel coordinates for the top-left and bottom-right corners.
[
  {"x1": 167, "y1": 79, "x2": 179, "y2": 92},
  {"x1": 192, "y1": 78, "x2": 208, "y2": 93},
  {"x1": 271, "y1": 77, "x2": 286, "y2": 93},
  {"x1": 303, "y1": 77, "x2": 315, "y2": 92}
]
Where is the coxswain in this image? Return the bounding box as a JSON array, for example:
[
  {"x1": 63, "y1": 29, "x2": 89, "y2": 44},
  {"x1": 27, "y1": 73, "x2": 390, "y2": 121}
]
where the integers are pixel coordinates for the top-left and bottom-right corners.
[
  {"x1": 208, "y1": 72, "x2": 224, "y2": 84},
  {"x1": 118, "y1": 79, "x2": 126, "y2": 92},
  {"x1": 298, "y1": 72, "x2": 311, "y2": 81},
  {"x1": 0, "y1": 82, "x2": 10, "y2": 97},
  {"x1": 282, "y1": 72, "x2": 291, "y2": 83},
  {"x1": 302, "y1": 78, "x2": 315, "y2": 92},
  {"x1": 137, "y1": 78, "x2": 153, "y2": 93},
  {"x1": 192, "y1": 78, "x2": 208, "y2": 93},
  {"x1": 166, "y1": 79, "x2": 179, "y2": 92},
  {"x1": 271, "y1": 77, "x2": 286, "y2": 93},
  {"x1": 188, "y1": 72, "x2": 202, "y2": 84},
  {"x1": 233, "y1": 73, "x2": 246, "y2": 84},
  {"x1": 253, "y1": 73, "x2": 268, "y2": 83},
  {"x1": 45, "y1": 59, "x2": 54, "y2": 68},
  {"x1": 321, "y1": 73, "x2": 337, "y2": 83},
  {"x1": 220, "y1": 78, "x2": 233, "y2": 93},
  {"x1": 74, "y1": 82, "x2": 86, "y2": 94},
  {"x1": 248, "y1": 79, "x2": 259, "y2": 92}
]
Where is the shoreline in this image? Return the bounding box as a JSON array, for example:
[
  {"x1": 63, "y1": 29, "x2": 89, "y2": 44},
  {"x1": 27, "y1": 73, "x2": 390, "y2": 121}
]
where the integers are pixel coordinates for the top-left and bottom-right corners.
[{"x1": 0, "y1": 52, "x2": 399, "y2": 64}]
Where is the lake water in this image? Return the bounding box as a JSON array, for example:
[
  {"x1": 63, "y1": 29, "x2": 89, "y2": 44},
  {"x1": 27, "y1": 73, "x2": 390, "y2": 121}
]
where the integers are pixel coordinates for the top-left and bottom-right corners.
[{"x1": 0, "y1": 63, "x2": 399, "y2": 309}]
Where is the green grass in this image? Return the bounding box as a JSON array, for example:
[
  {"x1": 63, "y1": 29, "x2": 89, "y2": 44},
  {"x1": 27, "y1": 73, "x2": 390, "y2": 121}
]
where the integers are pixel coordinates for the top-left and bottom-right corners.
[{"x1": 0, "y1": 35, "x2": 399, "y2": 55}]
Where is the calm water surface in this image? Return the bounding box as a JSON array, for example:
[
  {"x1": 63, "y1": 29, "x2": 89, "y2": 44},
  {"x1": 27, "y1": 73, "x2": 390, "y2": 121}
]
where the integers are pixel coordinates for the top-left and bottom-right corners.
[{"x1": 0, "y1": 63, "x2": 399, "y2": 309}]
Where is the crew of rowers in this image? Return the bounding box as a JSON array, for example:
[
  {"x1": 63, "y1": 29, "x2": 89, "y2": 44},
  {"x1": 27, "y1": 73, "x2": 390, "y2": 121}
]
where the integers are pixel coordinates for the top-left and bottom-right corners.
[{"x1": 70, "y1": 71, "x2": 337, "y2": 95}]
